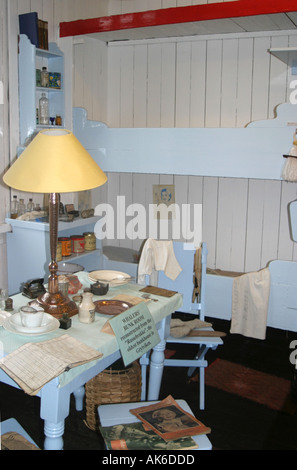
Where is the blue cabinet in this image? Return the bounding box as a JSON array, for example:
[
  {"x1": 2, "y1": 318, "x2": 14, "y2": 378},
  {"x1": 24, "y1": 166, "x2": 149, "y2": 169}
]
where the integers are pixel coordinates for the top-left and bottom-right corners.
[
  {"x1": 19, "y1": 34, "x2": 65, "y2": 146},
  {"x1": 5, "y1": 217, "x2": 103, "y2": 296}
]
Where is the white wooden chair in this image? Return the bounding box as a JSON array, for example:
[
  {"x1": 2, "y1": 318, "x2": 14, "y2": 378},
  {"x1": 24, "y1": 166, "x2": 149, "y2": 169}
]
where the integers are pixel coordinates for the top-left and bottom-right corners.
[
  {"x1": 1, "y1": 418, "x2": 39, "y2": 449},
  {"x1": 139, "y1": 241, "x2": 223, "y2": 409}
]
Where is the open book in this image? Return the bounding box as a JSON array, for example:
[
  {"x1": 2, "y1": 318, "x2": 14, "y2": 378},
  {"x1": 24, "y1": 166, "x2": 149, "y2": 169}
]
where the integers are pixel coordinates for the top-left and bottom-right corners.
[{"x1": 0, "y1": 335, "x2": 103, "y2": 395}]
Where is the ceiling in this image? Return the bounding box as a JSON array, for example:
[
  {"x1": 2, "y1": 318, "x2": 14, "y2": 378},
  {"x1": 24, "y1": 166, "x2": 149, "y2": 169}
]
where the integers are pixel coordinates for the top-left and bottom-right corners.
[{"x1": 59, "y1": 1, "x2": 297, "y2": 43}]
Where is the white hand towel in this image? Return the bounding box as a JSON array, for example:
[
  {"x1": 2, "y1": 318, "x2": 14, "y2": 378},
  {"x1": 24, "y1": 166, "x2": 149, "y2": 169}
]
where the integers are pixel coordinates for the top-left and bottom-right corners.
[
  {"x1": 137, "y1": 239, "x2": 182, "y2": 285},
  {"x1": 230, "y1": 267, "x2": 270, "y2": 340}
]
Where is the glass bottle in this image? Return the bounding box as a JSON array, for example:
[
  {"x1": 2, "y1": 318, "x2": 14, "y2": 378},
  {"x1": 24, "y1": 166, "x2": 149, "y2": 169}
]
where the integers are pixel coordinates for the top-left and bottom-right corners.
[
  {"x1": 39, "y1": 93, "x2": 49, "y2": 125},
  {"x1": 78, "y1": 292, "x2": 95, "y2": 324},
  {"x1": 10, "y1": 195, "x2": 19, "y2": 219},
  {"x1": 27, "y1": 198, "x2": 34, "y2": 212},
  {"x1": 17, "y1": 198, "x2": 26, "y2": 216},
  {"x1": 41, "y1": 67, "x2": 49, "y2": 87}
]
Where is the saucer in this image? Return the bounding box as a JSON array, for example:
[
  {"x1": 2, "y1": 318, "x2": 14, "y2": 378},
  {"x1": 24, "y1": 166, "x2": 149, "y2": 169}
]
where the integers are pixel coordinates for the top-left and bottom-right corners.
[
  {"x1": 0, "y1": 310, "x2": 12, "y2": 327},
  {"x1": 3, "y1": 313, "x2": 59, "y2": 336}
]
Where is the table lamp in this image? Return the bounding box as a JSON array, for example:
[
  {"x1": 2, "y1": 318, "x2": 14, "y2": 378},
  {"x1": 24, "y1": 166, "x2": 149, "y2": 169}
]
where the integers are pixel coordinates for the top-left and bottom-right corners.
[{"x1": 3, "y1": 129, "x2": 107, "y2": 318}]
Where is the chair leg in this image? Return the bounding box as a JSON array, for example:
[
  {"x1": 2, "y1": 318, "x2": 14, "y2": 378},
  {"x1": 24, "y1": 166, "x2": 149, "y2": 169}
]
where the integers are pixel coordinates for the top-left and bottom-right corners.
[
  {"x1": 199, "y1": 366, "x2": 205, "y2": 410},
  {"x1": 141, "y1": 363, "x2": 147, "y2": 400}
]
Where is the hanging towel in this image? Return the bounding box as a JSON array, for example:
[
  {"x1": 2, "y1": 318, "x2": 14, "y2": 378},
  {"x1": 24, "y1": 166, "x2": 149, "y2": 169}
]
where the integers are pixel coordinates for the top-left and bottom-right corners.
[
  {"x1": 230, "y1": 267, "x2": 270, "y2": 340},
  {"x1": 137, "y1": 239, "x2": 182, "y2": 285}
]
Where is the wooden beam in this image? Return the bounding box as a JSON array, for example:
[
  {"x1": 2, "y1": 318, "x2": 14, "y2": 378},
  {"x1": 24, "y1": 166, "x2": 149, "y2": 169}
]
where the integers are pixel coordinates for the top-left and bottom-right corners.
[{"x1": 60, "y1": 0, "x2": 297, "y2": 38}]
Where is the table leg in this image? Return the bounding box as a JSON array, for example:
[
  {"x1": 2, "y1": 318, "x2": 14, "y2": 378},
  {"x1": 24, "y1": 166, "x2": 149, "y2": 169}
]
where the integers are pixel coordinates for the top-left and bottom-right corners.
[
  {"x1": 40, "y1": 379, "x2": 70, "y2": 450},
  {"x1": 44, "y1": 420, "x2": 64, "y2": 450},
  {"x1": 73, "y1": 385, "x2": 85, "y2": 411},
  {"x1": 147, "y1": 338, "x2": 166, "y2": 400}
]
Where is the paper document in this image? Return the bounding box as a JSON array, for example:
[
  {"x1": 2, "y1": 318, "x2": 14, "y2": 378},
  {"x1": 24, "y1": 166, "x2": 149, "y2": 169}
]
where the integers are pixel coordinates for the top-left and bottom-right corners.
[{"x1": 0, "y1": 335, "x2": 103, "y2": 395}]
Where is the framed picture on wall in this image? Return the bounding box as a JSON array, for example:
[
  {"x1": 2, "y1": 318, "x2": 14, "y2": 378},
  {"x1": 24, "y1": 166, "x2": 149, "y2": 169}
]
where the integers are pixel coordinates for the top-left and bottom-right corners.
[{"x1": 152, "y1": 184, "x2": 176, "y2": 219}]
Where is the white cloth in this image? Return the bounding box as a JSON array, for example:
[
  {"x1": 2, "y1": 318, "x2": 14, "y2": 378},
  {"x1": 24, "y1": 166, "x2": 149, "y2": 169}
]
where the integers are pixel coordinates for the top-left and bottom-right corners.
[
  {"x1": 137, "y1": 239, "x2": 182, "y2": 285},
  {"x1": 230, "y1": 267, "x2": 270, "y2": 340}
]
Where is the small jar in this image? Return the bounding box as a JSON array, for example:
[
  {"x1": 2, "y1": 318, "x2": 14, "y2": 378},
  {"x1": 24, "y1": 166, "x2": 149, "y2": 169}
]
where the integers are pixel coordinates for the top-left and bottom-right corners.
[
  {"x1": 78, "y1": 292, "x2": 95, "y2": 324},
  {"x1": 71, "y1": 235, "x2": 85, "y2": 254},
  {"x1": 58, "y1": 237, "x2": 71, "y2": 257},
  {"x1": 41, "y1": 67, "x2": 49, "y2": 87},
  {"x1": 55, "y1": 115, "x2": 62, "y2": 126},
  {"x1": 83, "y1": 232, "x2": 96, "y2": 251},
  {"x1": 58, "y1": 277, "x2": 69, "y2": 299}
]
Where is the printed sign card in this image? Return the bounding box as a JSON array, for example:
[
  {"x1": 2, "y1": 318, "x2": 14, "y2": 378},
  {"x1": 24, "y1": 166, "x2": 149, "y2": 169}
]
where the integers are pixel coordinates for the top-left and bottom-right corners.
[{"x1": 109, "y1": 303, "x2": 160, "y2": 366}]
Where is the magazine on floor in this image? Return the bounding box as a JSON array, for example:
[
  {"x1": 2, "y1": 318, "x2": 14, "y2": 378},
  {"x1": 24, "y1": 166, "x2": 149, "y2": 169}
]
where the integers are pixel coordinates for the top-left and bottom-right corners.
[
  {"x1": 129, "y1": 395, "x2": 211, "y2": 441},
  {"x1": 99, "y1": 421, "x2": 198, "y2": 450}
]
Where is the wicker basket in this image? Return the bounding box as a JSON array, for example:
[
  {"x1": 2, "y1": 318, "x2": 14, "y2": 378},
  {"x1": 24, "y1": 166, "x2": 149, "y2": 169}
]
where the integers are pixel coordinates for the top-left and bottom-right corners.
[{"x1": 85, "y1": 361, "x2": 142, "y2": 431}]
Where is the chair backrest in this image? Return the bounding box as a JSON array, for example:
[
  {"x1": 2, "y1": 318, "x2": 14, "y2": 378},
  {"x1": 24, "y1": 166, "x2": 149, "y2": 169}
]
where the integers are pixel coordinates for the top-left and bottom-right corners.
[{"x1": 157, "y1": 242, "x2": 207, "y2": 320}]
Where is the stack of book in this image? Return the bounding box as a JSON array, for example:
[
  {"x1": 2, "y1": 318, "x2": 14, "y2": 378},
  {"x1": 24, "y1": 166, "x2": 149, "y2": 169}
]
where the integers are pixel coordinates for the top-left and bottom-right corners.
[
  {"x1": 99, "y1": 395, "x2": 211, "y2": 450},
  {"x1": 19, "y1": 12, "x2": 48, "y2": 50}
]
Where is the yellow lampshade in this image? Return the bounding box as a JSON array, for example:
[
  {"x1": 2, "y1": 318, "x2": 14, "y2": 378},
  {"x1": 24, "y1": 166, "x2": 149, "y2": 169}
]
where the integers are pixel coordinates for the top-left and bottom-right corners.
[{"x1": 3, "y1": 129, "x2": 107, "y2": 193}]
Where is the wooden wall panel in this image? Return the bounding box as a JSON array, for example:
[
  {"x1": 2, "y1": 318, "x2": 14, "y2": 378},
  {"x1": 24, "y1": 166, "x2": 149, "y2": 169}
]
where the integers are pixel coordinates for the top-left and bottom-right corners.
[
  {"x1": 100, "y1": 172, "x2": 297, "y2": 273},
  {"x1": 147, "y1": 43, "x2": 162, "y2": 127},
  {"x1": 236, "y1": 37, "x2": 253, "y2": 127},
  {"x1": 189, "y1": 40, "x2": 207, "y2": 127},
  {"x1": 220, "y1": 38, "x2": 238, "y2": 127},
  {"x1": 216, "y1": 178, "x2": 248, "y2": 271},
  {"x1": 106, "y1": 31, "x2": 296, "y2": 130},
  {"x1": 134, "y1": 44, "x2": 148, "y2": 127},
  {"x1": 160, "y1": 43, "x2": 176, "y2": 127},
  {"x1": 7, "y1": 1, "x2": 297, "y2": 278}
]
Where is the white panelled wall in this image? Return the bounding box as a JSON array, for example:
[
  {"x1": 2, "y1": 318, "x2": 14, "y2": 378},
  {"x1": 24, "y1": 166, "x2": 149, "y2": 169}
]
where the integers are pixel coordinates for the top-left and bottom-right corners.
[
  {"x1": 74, "y1": 29, "x2": 297, "y2": 273},
  {"x1": 96, "y1": 171, "x2": 297, "y2": 273},
  {"x1": 105, "y1": 31, "x2": 296, "y2": 128},
  {"x1": 3, "y1": 0, "x2": 297, "y2": 289}
]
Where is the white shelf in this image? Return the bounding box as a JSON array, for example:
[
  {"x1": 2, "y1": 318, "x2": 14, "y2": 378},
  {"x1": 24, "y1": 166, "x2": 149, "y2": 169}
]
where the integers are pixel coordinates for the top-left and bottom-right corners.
[
  {"x1": 60, "y1": 248, "x2": 102, "y2": 264},
  {"x1": 269, "y1": 47, "x2": 297, "y2": 73}
]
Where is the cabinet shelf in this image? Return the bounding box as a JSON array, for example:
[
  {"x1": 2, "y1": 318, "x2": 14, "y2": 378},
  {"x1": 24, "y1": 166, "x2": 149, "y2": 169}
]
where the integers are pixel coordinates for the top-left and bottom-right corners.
[
  {"x1": 19, "y1": 34, "x2": 66, "y2": 146},
  {"x1": 269, "y1": 47, "x2": 297, "y2": 74},
  {"x1": 36, "y1": 46, "x2": 63, "y2": 59},
  {"x1": 5, "y1": 216, "x2": 103, "y2": 295},
  {"x1": 36, "y1": 86, "x2": 63, "y2": 93}
]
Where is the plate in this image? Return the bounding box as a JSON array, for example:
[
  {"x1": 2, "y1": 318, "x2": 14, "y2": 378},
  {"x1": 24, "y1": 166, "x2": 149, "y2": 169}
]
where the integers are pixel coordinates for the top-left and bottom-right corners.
[
  {"x1": 57, "y1": 262, "x2": 84, "y2": 274},
  {"x1": 88, "y1": 270, "x2": 132, "y2": 286},
  {"x1": 3, "y1": 313, "x2": 60, "y2": 336},
  {"x1": 94, "y1": 300, "x2": 133, "y2": 315}
]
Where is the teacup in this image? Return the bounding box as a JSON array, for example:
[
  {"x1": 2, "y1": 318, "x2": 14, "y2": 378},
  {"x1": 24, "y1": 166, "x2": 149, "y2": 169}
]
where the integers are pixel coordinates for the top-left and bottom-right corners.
[{"x1": 20, "y1": 306, "x2": 44, "y2": 328}]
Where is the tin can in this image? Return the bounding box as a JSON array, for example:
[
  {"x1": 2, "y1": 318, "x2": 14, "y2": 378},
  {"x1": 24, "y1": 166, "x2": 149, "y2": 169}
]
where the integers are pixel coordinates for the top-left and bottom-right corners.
[
  {"x1": 56, "y1": 241, "x2": 62, "y2": 261},
  {"x1": 71, "y1": 235, "x2": 85, "y2": 253},
  {"x1": 58, "y1": 237, "x2": 71, "y2": 257},
  {"x1": 83, "y1": 232, "x2": 96, "y2": 251}
]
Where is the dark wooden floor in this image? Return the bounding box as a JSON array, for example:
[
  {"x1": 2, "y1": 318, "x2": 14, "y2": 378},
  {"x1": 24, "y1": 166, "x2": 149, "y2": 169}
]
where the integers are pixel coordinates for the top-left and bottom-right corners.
[{"x1": 1, "y1": 318, "x2": 297, "y2": 451}]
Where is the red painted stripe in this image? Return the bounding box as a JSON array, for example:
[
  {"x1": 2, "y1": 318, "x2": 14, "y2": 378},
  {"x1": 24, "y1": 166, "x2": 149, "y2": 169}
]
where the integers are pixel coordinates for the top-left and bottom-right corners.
[{"x1": 60, "y1": 0, "x2": 297, "y2": 38}]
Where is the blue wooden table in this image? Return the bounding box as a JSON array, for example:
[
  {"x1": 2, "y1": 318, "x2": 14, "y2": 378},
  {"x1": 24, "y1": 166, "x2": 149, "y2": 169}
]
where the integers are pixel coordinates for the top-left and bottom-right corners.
[{"x1": 0, "y1": 273, "x2": 182, "y2": 450}]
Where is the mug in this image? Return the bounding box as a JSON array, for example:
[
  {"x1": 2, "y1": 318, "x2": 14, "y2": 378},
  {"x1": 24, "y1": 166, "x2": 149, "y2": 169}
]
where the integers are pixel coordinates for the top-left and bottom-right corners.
[{"x1": 20, "y1": 306, "x2": 44, "y2": 328}]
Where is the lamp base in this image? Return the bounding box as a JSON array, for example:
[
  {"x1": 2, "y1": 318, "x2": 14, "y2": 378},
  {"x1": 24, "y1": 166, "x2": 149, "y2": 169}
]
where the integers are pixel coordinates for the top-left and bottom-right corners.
[{"x1": 29, "y1": 291, "x2": 78, "y2": 319}]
